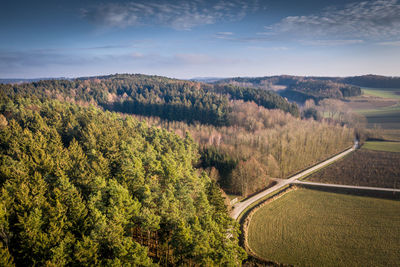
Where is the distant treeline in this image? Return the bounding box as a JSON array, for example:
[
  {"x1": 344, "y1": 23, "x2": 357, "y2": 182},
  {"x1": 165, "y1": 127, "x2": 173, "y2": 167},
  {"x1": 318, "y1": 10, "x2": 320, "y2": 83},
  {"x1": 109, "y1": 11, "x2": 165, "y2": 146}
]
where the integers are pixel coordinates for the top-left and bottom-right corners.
[
  {"x1": 0, "y1": 74, "x2": 298, "y2": 126},
  {"x1": 0, "y1": 77, "x2": 69, "y2": 84},
  {"x1": 216, "y1": 74, "x2": 400, "y2": 102},
  {"x1": 216, "y1": 74, "x2": 400, "y2": 89},
  {"x1": 211, "y1": 84, "x2": 299, "y2": 116},
  {"x1": 341, "y1": 75, "x2": 400, "y2": 88},
  {"x1": 281, "y1": 80, "x2": 361, "y2": 103}
]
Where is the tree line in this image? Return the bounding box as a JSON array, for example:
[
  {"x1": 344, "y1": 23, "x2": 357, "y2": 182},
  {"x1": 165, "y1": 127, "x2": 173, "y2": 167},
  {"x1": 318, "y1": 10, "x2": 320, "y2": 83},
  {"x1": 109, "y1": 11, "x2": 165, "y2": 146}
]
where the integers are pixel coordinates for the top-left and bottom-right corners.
[
  {"x1": 139, "y1": 100, "x2": 354, "y2": 197},
  {"x1": 0, "y1": 74, "x2": 297, "y2": 126}
]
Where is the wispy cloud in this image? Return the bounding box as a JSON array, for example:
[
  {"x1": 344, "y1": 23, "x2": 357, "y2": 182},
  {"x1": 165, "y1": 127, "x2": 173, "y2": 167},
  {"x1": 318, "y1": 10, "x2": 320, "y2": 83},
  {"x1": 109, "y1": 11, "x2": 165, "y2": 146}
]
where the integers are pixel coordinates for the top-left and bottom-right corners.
[
  {"x1": 129, "y1": 52, "x2": 247, "y2": 66},
  {"x1": 0, "y1": 50, "x2": 85, "y2": 69},
  {"x1": 247, "y1": 46, "x2": 290, "y2": 51},
  {"x1": 378, "y1": 40, "x2": 400, "y2": 46},
  {"x1": 264, "y1": 0, "x2": 400, "y2": 41},
  {"x1": 301, "y1": 39, "x2": 364, "y2": 46},
  {"x1": 213, "y1": 31, "x2": 278, "y2": 43},
  {"x1": 81, "y1": 0, "x2": 261, "y2": 30},
  {"x1": 215, "y1": 32, "x2": 234, "y2": 39}
]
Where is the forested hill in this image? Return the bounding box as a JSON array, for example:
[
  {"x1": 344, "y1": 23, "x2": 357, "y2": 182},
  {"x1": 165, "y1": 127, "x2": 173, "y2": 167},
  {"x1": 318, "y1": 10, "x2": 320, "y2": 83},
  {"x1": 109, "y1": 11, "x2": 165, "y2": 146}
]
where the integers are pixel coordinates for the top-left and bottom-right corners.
[
  {"x1": 214, "y1": 75, "x2": 361, "y2": 103},
  {"x1": 0, "y1": 94, "x2": 245, "y2": 265},
  {"x1": 341, "y1": 75, "x2": 400, "y2": 88},
  {"x1": 215, "y1": 74, "x2": 400, "y2": 89},
  {"x1": 214, "y1": 74, "x2": 400, "y2": 102},
  {"x1": 280, "y1": 80, "x2": 361, "y2": 103},
  {"x1": 0, "y1": 74, "x2": 299, "y2": 125}
]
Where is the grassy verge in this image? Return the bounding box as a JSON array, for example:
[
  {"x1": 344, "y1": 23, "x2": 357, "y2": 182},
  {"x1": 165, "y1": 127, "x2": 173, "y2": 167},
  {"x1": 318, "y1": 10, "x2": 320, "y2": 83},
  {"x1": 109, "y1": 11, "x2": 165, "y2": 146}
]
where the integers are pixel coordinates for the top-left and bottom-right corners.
[
  {"x1": 247, "y1": 188, "x2": 400, "y2": 267},
  {"x1": 237, "y1": 185, "x2": 291, "y2": 224}
]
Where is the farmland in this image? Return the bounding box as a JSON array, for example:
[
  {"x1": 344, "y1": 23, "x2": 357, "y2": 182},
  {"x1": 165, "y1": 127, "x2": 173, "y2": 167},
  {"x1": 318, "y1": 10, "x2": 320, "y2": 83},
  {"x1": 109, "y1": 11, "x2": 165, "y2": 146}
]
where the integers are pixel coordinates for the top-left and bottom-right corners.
[
  {"x1": 346, "y1": 87, "x2": 400, "y2": 134},
  {"x1": 306, "y1": 149, "x2": 400, "y2": 189},
  {"x1": 247, "y1": 188, "x2": 400, "y2": 267},
  {"x1": 363, "y1": 141, "x2": 400, "y2": 153},
  {"x1": 362, "y1": 87, "x2": 400, "y2": 99}
]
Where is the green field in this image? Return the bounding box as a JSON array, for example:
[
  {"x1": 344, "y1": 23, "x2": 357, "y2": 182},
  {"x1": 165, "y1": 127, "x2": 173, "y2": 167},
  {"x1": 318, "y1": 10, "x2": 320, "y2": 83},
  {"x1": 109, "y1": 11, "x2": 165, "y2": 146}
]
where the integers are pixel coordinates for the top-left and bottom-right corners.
[
  {"x1": 347, "y1": 88, "x2": 400, "y2": 131},
  {"x1": 357, "y1": 103, "x2": 400, "y2": 130},
  {"x1": 247, "y1": 189, "x2": 400, "y2": 267},
  {"x1": 363, "y1": 141, "x2": 400, "y2": 152},
  {"x1": 362, "y1": 87, "x2": 400, "y2": 99}
]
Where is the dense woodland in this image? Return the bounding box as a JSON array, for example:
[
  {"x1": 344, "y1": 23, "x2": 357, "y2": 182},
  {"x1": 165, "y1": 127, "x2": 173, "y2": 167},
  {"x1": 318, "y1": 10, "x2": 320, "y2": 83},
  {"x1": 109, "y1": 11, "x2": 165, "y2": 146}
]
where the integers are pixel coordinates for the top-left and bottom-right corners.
[
  {"x1": 216, "y1": 74, "x2": 400, "y2": 90},
  {"x1": 216, "y1": 75, "x2": 400, "y2": 103},
  {"x1": 212, "y1": 84, "x2": 299, "y2": 116},
  {"x1": 0, "y1": 74, "x2": 297, "y2": 126},
  {"x1": 341, "y1": 75, "x2": 400, "y2": 89},
  {"x1": 0, "y1": 74, "x2": 354, "y2": 196},
  {"x1": 0, "y1": 95, "x2": 245, "y2": 266},
  {"x1": 137, "y1": 101, "x2": 354, "y2": 196},
  {"x1": 281, "y1": 80, "x2": 361, "y2": 103},
  {"x1": 0, "y1": 74, "x2": 355, "y2": 265}
]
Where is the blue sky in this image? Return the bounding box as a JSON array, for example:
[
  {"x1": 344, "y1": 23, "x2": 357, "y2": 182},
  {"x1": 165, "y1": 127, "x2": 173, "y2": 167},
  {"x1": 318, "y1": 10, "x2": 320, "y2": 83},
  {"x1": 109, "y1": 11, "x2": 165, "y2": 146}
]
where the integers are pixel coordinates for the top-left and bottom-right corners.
[{"x1": 1, "y1": 0, "x2": 400, "y2": 78}]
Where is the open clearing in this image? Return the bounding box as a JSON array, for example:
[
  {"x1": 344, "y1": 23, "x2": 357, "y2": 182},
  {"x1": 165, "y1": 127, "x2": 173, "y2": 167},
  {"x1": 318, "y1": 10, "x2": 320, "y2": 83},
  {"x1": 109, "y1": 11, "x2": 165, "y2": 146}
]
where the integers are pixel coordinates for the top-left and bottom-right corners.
[
  {"x1": 363, "y1": 141, "x2": 400, "y2": 152},
  {"x1": 362, "y1": 87, "x2": 400, "y2": 99},
  {"x1": 307, "y1": 149, "x2": 400, "y2": 189},
  {"x1": 247, "y1": 188, "x2": 400, "y2": 267},
  {"x1": 346, "y1": 87, "x2": 400, "y2": 132}
]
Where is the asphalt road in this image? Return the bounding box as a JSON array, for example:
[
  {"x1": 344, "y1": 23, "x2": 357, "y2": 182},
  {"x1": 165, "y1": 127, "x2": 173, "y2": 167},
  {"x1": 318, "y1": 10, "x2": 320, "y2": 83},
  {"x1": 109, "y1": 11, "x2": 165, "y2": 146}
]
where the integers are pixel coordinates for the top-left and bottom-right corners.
[{"x1": 231, "y1": 146, "x2": 356, "y2": 220}]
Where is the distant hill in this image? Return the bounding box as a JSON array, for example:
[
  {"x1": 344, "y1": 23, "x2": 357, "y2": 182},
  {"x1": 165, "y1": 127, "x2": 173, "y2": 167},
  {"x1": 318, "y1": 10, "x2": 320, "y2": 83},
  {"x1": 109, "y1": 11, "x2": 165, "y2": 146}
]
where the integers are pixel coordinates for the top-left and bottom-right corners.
[
  {"x1": 280, "y1": 80, "x2": 361, "y2": 103},
  {"x1": 215, "y1": 74, "x2": 400, "y2": 103},
  {"x1": 0, "y1": 77, "x2": 70, "y2": 84},
  {"x1": 190, "y1": 77, "x2": 227, "y2": 83},
  {"x1": 341, "y1": 75, "x2": 400, "y2": 89},
  {"x1": 215, "y1": 74, "x2": 400, "y2": 88},
  {"x1": 0, "y1": 73, "x2": 299, "y2": 124}
]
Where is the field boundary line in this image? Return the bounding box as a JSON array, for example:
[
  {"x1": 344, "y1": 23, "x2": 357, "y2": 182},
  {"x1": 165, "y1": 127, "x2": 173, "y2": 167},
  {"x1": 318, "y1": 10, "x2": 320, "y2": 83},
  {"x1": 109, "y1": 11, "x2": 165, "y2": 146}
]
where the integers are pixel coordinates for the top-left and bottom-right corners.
[
  {"x1": 231, "y1": 146, "x2": 355, "y2": 220},
  {"x1": 293, "y1": 180, "x2": 400, "y2": 193}
]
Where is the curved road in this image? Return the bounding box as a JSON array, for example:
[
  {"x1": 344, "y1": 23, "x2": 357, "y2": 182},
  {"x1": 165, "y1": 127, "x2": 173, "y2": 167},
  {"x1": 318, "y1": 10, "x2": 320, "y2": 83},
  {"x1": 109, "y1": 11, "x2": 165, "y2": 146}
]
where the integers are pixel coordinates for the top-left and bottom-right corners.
[
  {"x1": 231, "y1": 143, "x2": 400, "y2": 220},
  {"x1": 231, "y1": 146, "x2": 356, "y2": 219}
]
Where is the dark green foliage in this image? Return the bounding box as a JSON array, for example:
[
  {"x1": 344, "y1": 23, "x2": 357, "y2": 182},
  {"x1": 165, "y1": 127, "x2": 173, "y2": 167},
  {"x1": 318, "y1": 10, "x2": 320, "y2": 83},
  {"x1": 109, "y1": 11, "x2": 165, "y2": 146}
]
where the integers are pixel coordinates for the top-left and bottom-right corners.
[
  {"x1": 283, "y1": 80, "x2": 361, "y2": 102},
  {"x1": 342, "y1": 75, "x2": 400, "y2": 88},
  {"x1": 215, "y1": 75, "x2": 300, "y2": 87},
  {"x1": 216, "y1": 75, "x2": 363, "y2": 103},
  {"x1": 212, "y1": 85, "x2": 299, "y2": 117},
  {"x1": 0, "y1": 96, "x2": 245, "y2": 265},
  {"x1": 0, "y1": 74, "x2": 298, "y2": 127},
  {"x1": 302, "y1": 108, "x2": 321, "y2": 121},
  {"x1": 199, "y1": 147, "x2": 238, "y2": 188}
]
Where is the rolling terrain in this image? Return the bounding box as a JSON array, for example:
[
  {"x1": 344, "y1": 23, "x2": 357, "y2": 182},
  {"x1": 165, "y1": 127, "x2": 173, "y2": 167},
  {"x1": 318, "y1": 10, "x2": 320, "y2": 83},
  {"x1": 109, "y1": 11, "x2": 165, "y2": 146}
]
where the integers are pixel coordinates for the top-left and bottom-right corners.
[
  {"x1": 240, "y1": 79, "x2": 400, "y2": 267},
  {"x1": 346, "y1": 87, "x2": 400, "y2": 136},
  {"x1": 0, "y1": 73, "x2": 357, "y2": 265}
]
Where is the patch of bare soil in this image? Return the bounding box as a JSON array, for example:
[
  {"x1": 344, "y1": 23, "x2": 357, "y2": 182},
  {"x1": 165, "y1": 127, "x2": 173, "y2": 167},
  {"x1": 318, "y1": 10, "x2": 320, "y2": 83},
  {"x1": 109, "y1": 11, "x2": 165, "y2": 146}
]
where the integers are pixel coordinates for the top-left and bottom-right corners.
[{"x1": 308, "y1": 149, "x2": 400, "y2": 189}]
